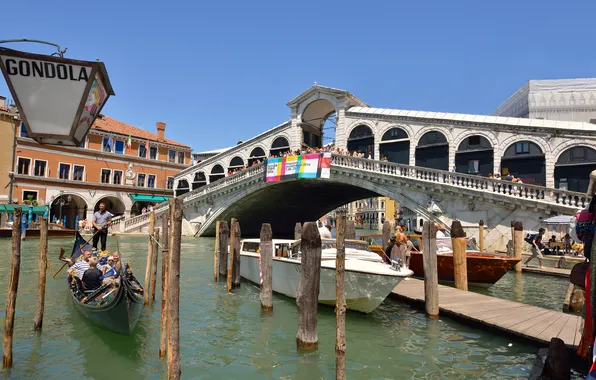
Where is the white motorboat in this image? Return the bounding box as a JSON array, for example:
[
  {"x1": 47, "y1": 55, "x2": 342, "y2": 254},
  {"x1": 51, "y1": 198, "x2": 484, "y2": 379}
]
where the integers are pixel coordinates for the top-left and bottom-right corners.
[{"x1": 239, "y1": 238, "x2": 413, "y2": 313}]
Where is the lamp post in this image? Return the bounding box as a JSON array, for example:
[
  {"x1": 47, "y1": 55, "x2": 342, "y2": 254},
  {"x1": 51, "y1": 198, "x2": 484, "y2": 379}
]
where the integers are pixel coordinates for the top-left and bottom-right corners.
[{"x1": 56, "y1": 195, "x2": 71, "y2": 226}]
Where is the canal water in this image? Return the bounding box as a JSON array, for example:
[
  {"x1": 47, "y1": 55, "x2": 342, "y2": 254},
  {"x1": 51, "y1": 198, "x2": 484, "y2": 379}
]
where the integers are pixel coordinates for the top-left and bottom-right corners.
[{"x1": 0, "y1": 236, "x2": 580, "y2": 379}]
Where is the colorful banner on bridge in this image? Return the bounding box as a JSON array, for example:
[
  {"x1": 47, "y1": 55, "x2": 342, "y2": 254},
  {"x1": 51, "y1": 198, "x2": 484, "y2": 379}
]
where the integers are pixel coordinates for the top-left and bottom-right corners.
[{"x1": 265, "y1": 153, "x2": 331, "y2": 182}]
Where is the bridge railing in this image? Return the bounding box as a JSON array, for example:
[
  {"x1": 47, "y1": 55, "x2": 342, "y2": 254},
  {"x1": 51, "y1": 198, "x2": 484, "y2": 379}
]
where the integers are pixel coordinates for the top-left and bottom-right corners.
[
  {"x1": 331, "y1": 154, "x2": 591, "y2": 210},
  {"x1": 122, "y1": 163, "x2": 266, "y2": 231}
]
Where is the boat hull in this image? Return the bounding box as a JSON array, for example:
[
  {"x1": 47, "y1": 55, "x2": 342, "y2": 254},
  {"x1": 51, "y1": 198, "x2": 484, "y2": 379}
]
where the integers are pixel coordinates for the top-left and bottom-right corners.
[
  {"x1": 71, "y1": 284, "x2": 144, "y2": 335},
  {"x1": 0, "y1": 228, "x2": 76, "y2": 239},
  {"x1": 240, "y1": 253, "x2": 406, "y2": 313},
  {"x1": 408, "y1": 251, "x2": 519, "y2": 286}
]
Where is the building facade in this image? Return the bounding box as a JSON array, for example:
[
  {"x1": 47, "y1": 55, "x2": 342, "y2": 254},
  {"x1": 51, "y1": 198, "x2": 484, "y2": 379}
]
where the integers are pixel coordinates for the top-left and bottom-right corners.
[
  {"x1": 0, "y1": 96, "x2": 18, "y2": 204},
  {"x1": 11, "y1": 113, "x2": 191, "y2": 229}
]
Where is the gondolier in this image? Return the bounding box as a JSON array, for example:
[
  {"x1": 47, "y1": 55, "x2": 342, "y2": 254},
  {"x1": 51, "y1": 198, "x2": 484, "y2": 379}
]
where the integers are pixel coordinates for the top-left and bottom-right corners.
[{"x1": 92, "y1": 202, "x2": 113, "y2": 252}]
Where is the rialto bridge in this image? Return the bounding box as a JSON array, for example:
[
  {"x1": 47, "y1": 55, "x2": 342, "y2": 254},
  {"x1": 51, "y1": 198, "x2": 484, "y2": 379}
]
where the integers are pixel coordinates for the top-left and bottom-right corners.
[{"x1": 118, "y1": 85, "x2": 596, "y2": 251}]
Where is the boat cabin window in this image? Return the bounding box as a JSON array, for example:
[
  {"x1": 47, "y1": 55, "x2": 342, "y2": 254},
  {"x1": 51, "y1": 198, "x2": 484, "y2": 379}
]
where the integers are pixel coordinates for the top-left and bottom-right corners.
[
  {"x1": 321, "y1": 240, "x2": 372, "y2": 252},
  {"x1": 242, "y1": 242, "x2": 260, "y2": 253},
  {"x1": 275, "y1": 244, "x2": 292, "y2": 258}
]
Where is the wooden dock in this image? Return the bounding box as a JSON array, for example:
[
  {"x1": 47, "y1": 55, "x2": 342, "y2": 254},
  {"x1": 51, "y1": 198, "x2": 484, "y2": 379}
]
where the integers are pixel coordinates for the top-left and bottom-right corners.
[
  {"x1": 522, "y1": 266, "x2": 571, "y2": 278},
  {"x1": 392, "y1": 279, "x2": 583, "y2": 348}
]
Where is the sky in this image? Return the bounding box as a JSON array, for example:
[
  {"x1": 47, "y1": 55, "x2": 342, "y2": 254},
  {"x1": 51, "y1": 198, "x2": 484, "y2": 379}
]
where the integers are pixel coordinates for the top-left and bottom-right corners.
[{"x1": 2, "y1": 0, "x2": 596, "y2": 152}]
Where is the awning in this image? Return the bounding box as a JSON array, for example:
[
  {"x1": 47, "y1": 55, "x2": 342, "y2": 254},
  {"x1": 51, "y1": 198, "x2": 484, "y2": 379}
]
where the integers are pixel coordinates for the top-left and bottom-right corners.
[
  {"x1": 0, "y1": 204, "x2": 48, "y2": 214},
  {"x1": 129, "y1": 194, "x2": 169, "y2": 203}
]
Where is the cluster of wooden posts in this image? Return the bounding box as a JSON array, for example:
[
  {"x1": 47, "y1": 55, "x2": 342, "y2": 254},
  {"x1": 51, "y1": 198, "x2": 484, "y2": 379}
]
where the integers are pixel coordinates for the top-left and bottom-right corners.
[
  {"x1": 144, "y1": 198, "x2": 183, "y2": 380},
  {"x1": 213, "y1": 214, "x2": 355, "y2": 380},
  {"x1": 3, "y1": 208, "x2": 48, "y2": 368}
]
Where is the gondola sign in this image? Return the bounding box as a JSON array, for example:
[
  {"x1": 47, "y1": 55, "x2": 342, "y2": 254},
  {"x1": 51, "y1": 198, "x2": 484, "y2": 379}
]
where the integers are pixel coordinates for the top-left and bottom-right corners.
[{"x1": 0, "y1": 47, "x2": 115, "y2": 146}]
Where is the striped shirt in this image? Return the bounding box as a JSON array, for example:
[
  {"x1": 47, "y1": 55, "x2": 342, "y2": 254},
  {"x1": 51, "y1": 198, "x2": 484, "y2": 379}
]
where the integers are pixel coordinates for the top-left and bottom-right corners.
[{"x1": 70, "y1": 260, "x2": 90, "y2": 278}]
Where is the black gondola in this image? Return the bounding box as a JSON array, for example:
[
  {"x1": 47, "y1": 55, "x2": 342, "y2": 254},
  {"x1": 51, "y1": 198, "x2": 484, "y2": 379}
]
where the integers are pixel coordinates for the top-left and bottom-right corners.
[{"x1": 67, "y1": 233, "x2": 144, "y2": 335}]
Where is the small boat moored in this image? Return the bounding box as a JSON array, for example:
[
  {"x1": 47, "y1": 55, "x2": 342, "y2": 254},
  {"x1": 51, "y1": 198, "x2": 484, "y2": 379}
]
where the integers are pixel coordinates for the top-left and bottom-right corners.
[
  {"x1": 66, "y1": 233, "x2": 144, "y2": 335},
  {"x1": 239, "y1": 238, "x2": 412, "y2": 313}
]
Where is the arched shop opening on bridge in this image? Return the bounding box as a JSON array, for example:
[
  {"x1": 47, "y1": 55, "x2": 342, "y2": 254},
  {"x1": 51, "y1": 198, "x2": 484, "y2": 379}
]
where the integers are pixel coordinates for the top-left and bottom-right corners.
[
  {"x1": 347, "y1": 125, "x2": 375, "y2": 158},
  {"x1": 270, "y1": 136, "x2": 291, "y2": 157},
  {"x1": 301, "y1": 99, "x2": 336, "y2": 149},
  {"x1": 455, "y1": 135, "x2": 494, "y2": 176},
  {"x1": 227, "y1": 156, "x2": 245, "y2": 174},
  {"x1": 50, "y1": 194, "x2": 87, "y2": 230},
  {"x1": 248, "y1": 147, "x2": 267, "y2": 166},
  {"x1": 501, "y1": 141, "x2": 546, "y2": 186},
  {"x1": 175, "y1": 179, "x2": 190, "y2": 197},
  {"x1": 210, "y1": 164, "x2": 226, "y2": 182},
  {"x1": 379, "y1": 127, "x2": 409, "y2": 164},
  {"x1": 192, "y1": 171, "x2": 207, "y2": 190},
  {"x1": 130, "y1": 195, "x2": 168, "y2": 216},
  {"x1": 95, "y1": 196, "x2": 126, "y2": 218},
  {"x1": 415, "y1": 131, "x2": 449, "y2": 171},
  {"x1": 555, "y1": 146, "x2": 596, "y2": 192}
]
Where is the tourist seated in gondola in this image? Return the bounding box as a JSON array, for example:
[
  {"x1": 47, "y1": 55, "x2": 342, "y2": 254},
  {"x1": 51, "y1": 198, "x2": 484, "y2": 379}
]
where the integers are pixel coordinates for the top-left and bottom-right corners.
[
  {"x1": 66, "y1": 249, "x2": 92, "y2": 279},
  {"x1": 100, "y1": 255, "x2": 120, "y2": 285},
  {"x1": 82, "y1": 257, "x2": 103, "y2": 290}
]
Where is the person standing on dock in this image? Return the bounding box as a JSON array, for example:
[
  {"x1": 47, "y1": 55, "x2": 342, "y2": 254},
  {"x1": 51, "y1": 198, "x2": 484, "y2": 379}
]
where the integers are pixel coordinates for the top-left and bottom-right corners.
[
  {"x1": 92, "y1": 203, "x2": 113, "y2": 253},
  {"x1": 523, "y1": 228, "x2": 545, "y2": 269}
]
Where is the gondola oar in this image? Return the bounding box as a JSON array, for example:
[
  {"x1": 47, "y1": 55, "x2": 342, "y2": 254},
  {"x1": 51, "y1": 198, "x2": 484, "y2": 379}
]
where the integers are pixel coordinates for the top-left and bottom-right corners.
[{"x1": 52, "y1": 229, "x2": 102, "y2": 279}]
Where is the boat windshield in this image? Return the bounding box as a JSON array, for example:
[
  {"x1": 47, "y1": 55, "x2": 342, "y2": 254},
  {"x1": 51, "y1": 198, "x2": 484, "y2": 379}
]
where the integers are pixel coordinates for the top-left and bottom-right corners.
[
  {"x1": 436, "y1": 237, "x2": 478, "y2": 252},
  {"x1": 359, "y1": 235, "x2": 383, "y2": 246},
  {"x1": 321, "y1": 239, "x2": 372, "y2": 252}
]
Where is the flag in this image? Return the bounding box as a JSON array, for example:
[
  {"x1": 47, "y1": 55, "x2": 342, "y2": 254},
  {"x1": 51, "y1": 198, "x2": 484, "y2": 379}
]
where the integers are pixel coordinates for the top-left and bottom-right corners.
[
  {"x1": 191, "y1": 155, "x2": 195, "y2": 165},
  {"x1": 107, "y1": 133, "x2": 114, "y2": 152},
  {"x1": 145, "y1": 140, "x2": 150, "y2": 157},
  {"x1": 100, "y1": 266, "x2": 118, "y2": 280},
  {"x1": 126, "y1": 135, "x2": 132, "y2": 149}
]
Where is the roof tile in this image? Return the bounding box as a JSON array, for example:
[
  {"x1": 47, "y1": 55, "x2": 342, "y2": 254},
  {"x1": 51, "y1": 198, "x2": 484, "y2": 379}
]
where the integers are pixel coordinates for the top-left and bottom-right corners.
[{"x1": 92, "y1": 115, "x2": 189, "y2": 149}]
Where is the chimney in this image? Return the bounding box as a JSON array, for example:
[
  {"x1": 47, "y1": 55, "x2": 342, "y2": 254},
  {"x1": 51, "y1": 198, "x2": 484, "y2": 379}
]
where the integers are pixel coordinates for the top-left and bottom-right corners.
[
  {"x1": 156, "y1": 122, "x2": 166, "y2": 141},
  {"x1": 0, "y1": 96, "x2": 5, "y2": 108}
]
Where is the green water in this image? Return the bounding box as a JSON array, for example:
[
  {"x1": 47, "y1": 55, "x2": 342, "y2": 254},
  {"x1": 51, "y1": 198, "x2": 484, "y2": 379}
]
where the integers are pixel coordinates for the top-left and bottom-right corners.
[{"x1": 0, "y1": 236, "x2": 565, "y2": 379}]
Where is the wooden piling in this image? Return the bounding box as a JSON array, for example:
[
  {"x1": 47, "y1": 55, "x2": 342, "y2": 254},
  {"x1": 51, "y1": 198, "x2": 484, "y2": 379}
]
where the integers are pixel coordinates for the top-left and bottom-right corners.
[
  {"x1": 478, "y1": 220, "x2": 485, "y2": 253},
  {"x1": 232, "y1": 220, "x2": 241, "y2": 289},
  {"x1": 144, "y1": 210, "x2": 156, "y2": 305},
  {"x1": 514, "y1": 222, "x2": 523, "y2": 273},
  {"x1": 422, "y1": 221, "x2": 439, "y2": 318},
  {"x1": 294, "y1": 222, "x2": 302, "y2": 241},
  {"x1": 540, "y1": 337, "x2": 570, "y2": 380},
  {"x1": 218, "y1": 221, "x2": 229, "y2": 278},
  {"x1": 345, "y1": 220, "x2": 356, "y2": 240},
  {"x1": 167, "y1": 198, "x2": 182, "y2": 379},
  {"x1": 382, "y1": 220, "x2": 391, "y2": 252},
  {"x1": 450, "y1": 220, "x2": 468, "y2": 291},
  {"x1": 214, "y1": 221, "x2": 220, "y2": 282},
  {"x1": 509, "y1": 220, "x2": 516, "y2": 258},
  {"x1": 296, "y1": 222, "x2": 321, "y2": 350},
  {"x1": 33, "y1": 217, "x2": 49, "y2": 330},
  {"x1": 150, "y1": 230, "x2": 159, "y2": 303},
  {"x1": 3, "y1": 208, "x2": 22, "y2": 367},
  {"x1": 159, "y1": 213, "x2": 169, "y2": 357},
  {"x1": 227, "y1": 218, "x2": 237, "y2": 293},
  {"x1": 260, "y1": 223, "x2": 273, "y2": 311},
  {"x1": 335, "y1": 212, "x2": 347, "y2": 380}
]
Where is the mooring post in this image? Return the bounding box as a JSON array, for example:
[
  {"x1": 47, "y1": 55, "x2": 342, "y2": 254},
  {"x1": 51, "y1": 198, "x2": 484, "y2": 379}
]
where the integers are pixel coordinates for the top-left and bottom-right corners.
[
  {"x1": 260, "y1": 223, "x2": 273, "y2": 311},
  {"x1": 514, "y1": 222, "x2": 523, "y2": 273},
  {"x1": 335, "y1": 211, "x2": 347, "y2": 380},
  {"x1": 150, "y1": 229, "x2": 159, "y2": 303},
  {"x1": 218, "y1": 221, "x2": 229, "y2": 279},
  {"x1": 214, "y1": 221, "x2": 220, "y2": 282},
  {"x1": 144, "y1": 210, "x2": 156, "y2": 305},
  {"x1": 167, "y1": 198, "x2": 182, "y2": 379},
  {"x1": 232, "y1": 220, "x2": 241, "y2": 289},
  {"x1": 508, "y1": 220, "x2": 516, "y2": 258},
  {"x1": 296, "y1": 222, "x2": 321, "y2": 350},
  {"x1": 228, "y1": 218, "x2": 237, "y2": 293},
  {"x1": 159, "y1": 213, "x2": 169, "y2": 357},
  {"x1": 33, "y1": 217, "x2": 48, "y2": 330},
  {"x1": 294, "y1": 222, "x2": 302, "y2": 241},
  {"x1": 3, "y1": 208, "x2": 22, "y2": 367},
  {"x1": 345, "y1": 220, "x2": 356, "y2": 240},
  {"x1": 422, "y1": 221, "x2": 439, "y2": 318},
  {"x1": 382, "y1": 220, "x2": 391, "y2": 252},
  {"x1": 478, "y1": 220, "x2": 485, "y2": 253},
  {"x1": 451, "y1": 220, "x2": 468, "y2": 291}
]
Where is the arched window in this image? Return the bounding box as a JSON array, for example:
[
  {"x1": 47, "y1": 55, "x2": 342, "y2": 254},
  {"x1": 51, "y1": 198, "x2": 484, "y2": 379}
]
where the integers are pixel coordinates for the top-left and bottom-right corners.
[
  {"x1": 501, "y1": 141, "x2": 545, "y2": 186},
  {"x1": 455, "y1": 135, "x2": 493, "y2": 176},
  {"x1": 555, "y1": 146, "x2": 596, "y2": 192},
  {"x1": 209, "y1": 164, "x2": 225, "y2": 183},
  {"x1": 347, "y1": 125, "x2": 374, "y2": 159},
  {"x1": 415, "y1": 131, "x2": 449, "y2": 170},
  {"x1": 192, "y1": 172, "x2": 207, "y2": 190},
  {"x1": 417, "y1": 131, "x2": 447, "y2": 147},
  {"x1": 228, "y1": 156, "x2": 245, "y2": 173},
  {"x1": 381, "y1": 128, "x2": 408, "y2": 141},
  {"x1": 380, "y1": 127, "x2": 409, "y2": 164},
  {"x1": 175, "y1": 180, "x2": 190, "y2": 197},
  {"x1": 248, "y1": 147, "x2": 267, "y2": 166},
  {"x1": 270, "y1": 136, "x2": 290, "y2": 157}
]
